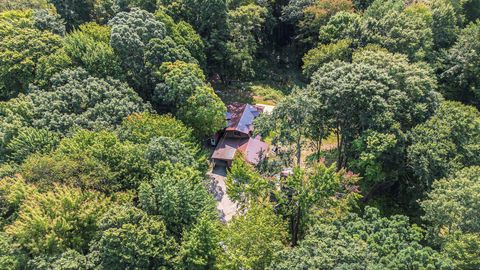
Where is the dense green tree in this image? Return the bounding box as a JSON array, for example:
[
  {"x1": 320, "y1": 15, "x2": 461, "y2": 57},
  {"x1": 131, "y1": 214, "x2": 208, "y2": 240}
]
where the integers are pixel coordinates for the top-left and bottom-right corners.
[
  {"x1": 421, "y1": 166, "x2": 480, "y2": 239},
  {"x1": 118, "y1": 112, "x2": 196, "y2": 146},
  {"x1": 109, "y1": 8, "x2": 166, "y2": 94},
  {"x1": 5, "y1": 127, "x2": 60, "y2": 163},
  {"x1": 177, "y1": 85, "x2": 227, "y2": 139},
  {"x1": 138, "y1": 162, "x2": 215, "y2": 237},
  {"x1": 30, "y1": 68, "x2": 150, "y2": 133},
  {"x1": 421, "y1": 166, "x2": 480, "y2": 269},
  {"x1": 318, "y1": 11, "x2": 362, "y2": 45},
  {"x1": 89, "y1": 205, "x2": 178, "y2": 269},
  {"x1": 430, "y1": 0, "x2": 458, "y2": 50},
  {"x1": 274, "y1": 163, "x2": 360, "y2": 245},
  {"x1": 64, "y1": 22, "x2": 123, "y2": 79},
  {"x1": 0, "y1": 10, "x2": 62, "y2": 100},
  {"x1": 145, "y1": 37, "x2": 197, "y2": 76},
  {"x1": 48, "y1": 0, "x2": 95, "y2": 30},
  {"x1": 226, "y1": 154, "x2": 270, "y2": 206},
  {"x1": 153, "y1": 61, "x2": 206, "y2": 106},
  {"x1": 5, "y1": 185, "x2": 110, "y2": 258},
  {"x1": 33, "y1": 8, "x2": 66, "y2": 36},
  {"x1": 441, "y1": 20, "x2": 480, "y2": 106},
  {"x1": 27, "y1": 249, "x2": 90, "y2": 270},
  {"x1": 296, "y1": 0, "x2": 354, "y2": 47},
  {"x1": 308, "y1": 48, "x2": 439, "y2": 173},
  {"x1": 362, "y1": 2, "x2": 434, "y2": 61},
  {"x1": 408, "y1": 101, "x2": 480, "y2": 190},
  {"x1": 217, "y1": 204, "x2": 287, "y2": 270},
  {"x1": 34, "y1": 49, "x2": 72, "y2": 87},
  {"x1": 302, "y1": 39, "x2": 351, "y2": 77},
  {"x1": 226, "y1": 4, "x2": 268, "y2": 79},
  {"x1": 177, "y1": 213, "x2": 222, "y2": 270},
  {"x1": 162, "y1": 0, "x2": 229, "y2": 72},
  {"x1": 271, "y1": 207, "x2": 453, "y2": 269}
]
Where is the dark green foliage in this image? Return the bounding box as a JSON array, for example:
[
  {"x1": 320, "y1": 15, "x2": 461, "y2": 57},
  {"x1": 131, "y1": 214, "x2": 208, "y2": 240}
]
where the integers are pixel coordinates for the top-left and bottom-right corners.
[
  {"x1": 271, "y1": 207, "x2": 453, "y2": 270},
  {"x1": 109, "y1": 8, "x2": 166, "y2": 93},
  {"x1": 89, "y1": 205, "x2": 178, "y2": 269},
  {"x1": 441, "y1": 20, "x2": 480, "y2": 106},
  {"x1": 48, "y1": 0, "x2": 94, "y2": 30},
  {"x1": 30, "y1": 68, "x2": 150, "y2": 133},
  {"x1": 408, "y1": 101, "x2": 480, "y2": 190}
]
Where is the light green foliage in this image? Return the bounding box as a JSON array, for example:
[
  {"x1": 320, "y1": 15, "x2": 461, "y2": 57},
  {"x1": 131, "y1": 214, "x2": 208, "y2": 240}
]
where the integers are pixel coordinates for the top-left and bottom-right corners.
[
  {"x1": 154, "y1": 61, "x2": 226, "y2": 138},
  {"x1": 217, "y1": 204, "x2": 287, "y2": 270},
  {"x1": 351, "y1": 130, "x2": 397, "y2": 189},
  {"x1": 226, "y1": 4, "x2": 268, "y2": 79},
  {"x1": 177, "y1": 85, "x2": 227, "y2": 138},
  {"x1": 89, "y1": 205, "x2": 178, "y2": 269},
  {"x1": 421, "y1": 166, "x2": 480, "y2": 269},
  {"x1": 226, "y1": 154, "x2": 270, "y2": 206},
  {"x1": 5, "y1": 185, "x2": 110, "y2": 257},
  {"x1": 0, "y1": 95, "x2": 34, "y2": 162},
  {"x1": 154, "y1": 61, "x2": 206, "y2": 105},
  {"x1": 177, "y1": 214, "x2": 222, "y2": 270},
  {"x1": 54, "y1": 129, "x2": 151, "y2": 191},
  {"x1": 0, "y1": 175, "x2": 36, "y2": 225},
  {"x1": 271, "y1": 207, "x2": 453, "y2": 270},
  {"x1": 5, "y1": 127, "x2": 60, "y2": 163},
  {"x1": 64, "y1": 23, "x2": 123, "y2": 79},
  {"x1": 441, "y1": 20, "x2": 480, "y2": 105},
  {"x1": 302, "y1": 39, "x2": 352, "y2": 77},
  {"x1": 0, "y1": 232, "x2": 22, "y2": 269},
  {"x1": 138, "y1": 162, "x2": 215, "y2": 237},
  {"x1": 256, "y1": 88, "x2": 316, "y2": 166},
  {"x1": 34, "y1": 49, "x2": 72, "y2": 87},
  {"x1": 118, "y1": 112, "x2": 195, "y2": 146},
  {"x1": 421, "y1": 166, "x2": 480, "y2": 239},
  {"x1": 318, "y1": 11, "x2": 362, "y2": 44},
  {"x1": 274, "y1": 164, "x2": 361, "y2": 244},
  {"x1": 0, "y1": 10, "x2": 62, "y2": 100},
  {"x1": 362, "y1": 1, "x2": 434, "y2": 61},
  {"x1": 0, "y1": 0, "x2": 51, "y2": 11},
  {"x1": 442, "y1": 233, "x2": 480, "y2": 270},
  {"x1": 408, "y1": 101, "x2": 480, "y2": 188}
]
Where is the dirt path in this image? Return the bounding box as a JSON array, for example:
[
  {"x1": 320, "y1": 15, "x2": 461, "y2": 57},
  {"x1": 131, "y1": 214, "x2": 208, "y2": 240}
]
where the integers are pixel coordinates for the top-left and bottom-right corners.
[{"x1": 207, "y1": 165, "x2": 238, "y2": 222}]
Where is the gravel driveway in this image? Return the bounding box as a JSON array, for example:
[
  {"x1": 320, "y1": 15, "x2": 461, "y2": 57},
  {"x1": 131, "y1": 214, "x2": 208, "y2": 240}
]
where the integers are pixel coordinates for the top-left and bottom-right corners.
[{"x1": 207, "y1": 165, "x2": 238, "y2": 222}]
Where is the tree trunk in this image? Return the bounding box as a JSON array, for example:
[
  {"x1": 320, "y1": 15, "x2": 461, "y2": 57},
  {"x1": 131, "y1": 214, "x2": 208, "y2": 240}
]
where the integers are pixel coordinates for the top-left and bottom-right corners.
[
  {"x1": 296, "y1": 134, "x2": 302, "y2": 166},
  {"x1": 291, "y1": 206, "x2": 301, "y2": 246}
]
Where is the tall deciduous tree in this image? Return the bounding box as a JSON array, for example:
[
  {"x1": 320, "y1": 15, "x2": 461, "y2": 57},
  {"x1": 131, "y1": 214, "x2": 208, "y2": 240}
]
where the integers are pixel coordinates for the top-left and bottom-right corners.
[
  {"x1": 408, "y1": 101, "x2": 480, "y2": 190},
  {"x1": 441, "y1": 20, "x2": 480, "y2": 106},
  {"x1": 271, "y1": 207, "x2": 453, "y2": 270}
]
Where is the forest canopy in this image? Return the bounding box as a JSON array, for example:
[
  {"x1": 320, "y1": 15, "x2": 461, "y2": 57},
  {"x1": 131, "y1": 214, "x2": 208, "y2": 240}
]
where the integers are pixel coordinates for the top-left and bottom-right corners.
[{"x1": 0, "y1": 0, "x2": 479, "y2": 269}]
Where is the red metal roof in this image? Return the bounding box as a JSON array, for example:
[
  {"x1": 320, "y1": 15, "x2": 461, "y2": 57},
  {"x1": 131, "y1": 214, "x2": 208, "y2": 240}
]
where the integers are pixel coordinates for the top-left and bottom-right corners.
[
  {"x1": 212, "y1": 136, "x2": 268, "y2": 165},
  {"x1": 225, "y1": 103, "x2": 261, "y2": 134}
]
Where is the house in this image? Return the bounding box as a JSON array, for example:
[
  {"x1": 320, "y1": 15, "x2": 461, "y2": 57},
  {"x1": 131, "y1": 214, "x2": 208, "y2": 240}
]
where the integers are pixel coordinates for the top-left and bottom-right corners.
[{"x1": 211, "y1": 103, "x2": 268, "y2": 167}]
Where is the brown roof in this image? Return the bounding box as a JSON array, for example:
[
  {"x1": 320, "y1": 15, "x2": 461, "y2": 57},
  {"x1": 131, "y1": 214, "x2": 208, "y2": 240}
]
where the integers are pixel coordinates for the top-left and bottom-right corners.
[
  {"x1": 212, "y1": 136, "x2": 268, "y2": 165},
  {"x1": 225, "y1": 103, "x2": 262, "y2": 134}
]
